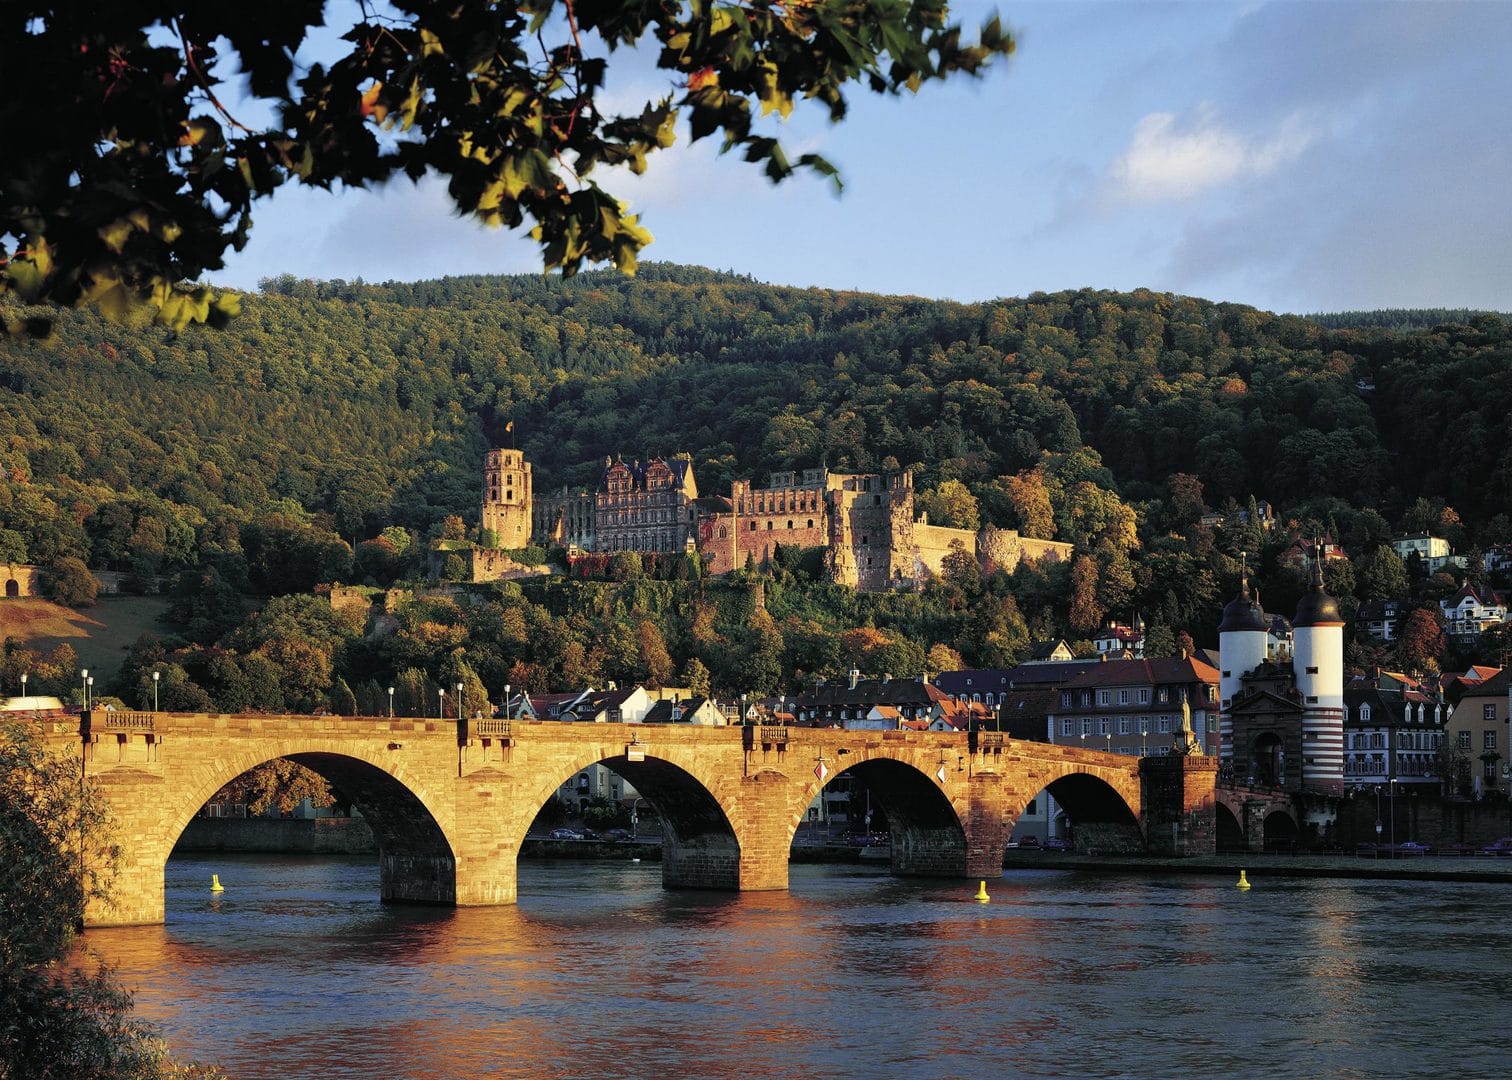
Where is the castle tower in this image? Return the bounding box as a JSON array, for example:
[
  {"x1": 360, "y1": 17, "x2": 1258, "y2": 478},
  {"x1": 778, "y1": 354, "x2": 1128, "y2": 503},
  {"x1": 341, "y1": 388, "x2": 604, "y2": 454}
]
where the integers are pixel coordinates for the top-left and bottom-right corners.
[
  {"x1": 481, "y1": 448, "x2": 532, "y2": 548},
  {"x1": 1292, "y1": 552, "x2": 1345, "y2": 794},
  {"x1": 1217, "y1": 560, "x2": 1269, "y2": 766}
]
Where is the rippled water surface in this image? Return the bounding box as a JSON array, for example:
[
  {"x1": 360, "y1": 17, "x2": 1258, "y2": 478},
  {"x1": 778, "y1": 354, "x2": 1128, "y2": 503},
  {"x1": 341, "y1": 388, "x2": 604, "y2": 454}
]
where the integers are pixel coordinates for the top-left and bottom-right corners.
[{"x1": 86, "y1": 855, "x2": 1512, "y2": 1078}]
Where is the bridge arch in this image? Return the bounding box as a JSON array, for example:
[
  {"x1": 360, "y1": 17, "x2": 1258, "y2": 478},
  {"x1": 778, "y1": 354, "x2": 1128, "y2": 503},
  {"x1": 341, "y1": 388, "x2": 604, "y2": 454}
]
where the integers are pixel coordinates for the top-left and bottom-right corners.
[
  {"x1": 811, "y1": 758, "x2": 971, "y2": 876},
  {"x1": 1008, "y1": 762, "x2": 1144, "y2": 854},
  {"x1": 93, "y1": 738, "x2": 463, "y2": 926},
  {"x1": 512, "y1": 748, "x2": 752, "y2": 892}
]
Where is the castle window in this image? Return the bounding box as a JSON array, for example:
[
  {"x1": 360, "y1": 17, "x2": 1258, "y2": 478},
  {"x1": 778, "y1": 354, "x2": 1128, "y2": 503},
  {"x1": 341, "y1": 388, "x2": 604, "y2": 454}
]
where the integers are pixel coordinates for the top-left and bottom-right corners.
[
  {"x1": 750, "y1": 522, "x2": 757, "y2": 531},
  {"x1": 807, "y1": 519, "x2": 814, "y2": 529},
  {"x1": 787, "y1": 520, "x2": 794, "y2": 529},
  {"x1": 766, "y1": 521, "x2": 773, "y2": 531},
  {"x1": 874, "y1": 495, "x2": 881, "y2": 505},
  {"x1": 719, "y1": 527, "x2": 727, "y2": 538}
]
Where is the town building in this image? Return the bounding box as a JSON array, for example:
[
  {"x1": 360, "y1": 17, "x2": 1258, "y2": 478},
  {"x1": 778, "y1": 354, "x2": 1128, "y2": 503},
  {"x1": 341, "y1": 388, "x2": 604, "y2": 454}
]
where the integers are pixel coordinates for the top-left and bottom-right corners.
[
  {"x1": 1342, "y1": 671, "x2": 1446, "y2": 792},
  {"x1": 1093, "y1": 618, "x2": 1145, "y2": 658},
  {"x1": 1355, "y1": 598, "x2": 1406, "y2": 643},
  {"x1": 1442, "y1": 668, "x2": 1508, "y2": 797},
  {"x1": 792, "y1": 671, "x2": 954, "y2": 728},
  {"x1": 1390, "y1": 533, "x2": 1465, "y2": 574},
  {"x1": 1044, "y1": 655, "x2": 1220, "y2": 758},
  {"x1": 1438, "y1": 584, "x2": 1507, "y2": 646},
  {"x1": 642, "y1": 696, "x2": 728, "y2": 725}
]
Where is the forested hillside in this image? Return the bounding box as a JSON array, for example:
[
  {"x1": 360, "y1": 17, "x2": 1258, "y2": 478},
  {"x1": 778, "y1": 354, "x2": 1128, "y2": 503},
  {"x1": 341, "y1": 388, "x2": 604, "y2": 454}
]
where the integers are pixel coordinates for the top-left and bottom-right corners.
[{"x1": 2, "y1": 267, "x2": 1510, "y2": 708}]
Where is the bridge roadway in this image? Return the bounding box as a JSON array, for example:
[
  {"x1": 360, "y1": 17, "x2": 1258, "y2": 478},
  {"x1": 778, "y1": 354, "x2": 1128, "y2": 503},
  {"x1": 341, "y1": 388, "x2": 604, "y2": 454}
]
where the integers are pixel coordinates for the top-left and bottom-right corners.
[{"x1": 47, "y1": 709, "x2": 1218, "y2": 926}]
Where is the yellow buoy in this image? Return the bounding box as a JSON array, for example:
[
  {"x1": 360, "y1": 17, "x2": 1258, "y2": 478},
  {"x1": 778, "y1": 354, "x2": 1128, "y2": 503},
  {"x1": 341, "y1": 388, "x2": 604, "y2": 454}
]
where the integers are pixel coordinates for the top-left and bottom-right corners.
[
  {"x1": 210, "y1": 873, "x2": 225, "y2": 893},
  {"x1": 1236, "y1": 870, "x2": 1251, "y2": 890},
  {"x1": 974, "y1": 880, "x2": 991, "y2": 903}
]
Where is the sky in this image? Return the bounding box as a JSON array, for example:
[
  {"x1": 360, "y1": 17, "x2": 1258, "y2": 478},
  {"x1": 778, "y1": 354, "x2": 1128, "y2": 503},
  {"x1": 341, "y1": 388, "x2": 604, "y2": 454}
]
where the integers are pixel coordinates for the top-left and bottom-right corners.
[{"x1": 210, "y1": 1, "x2": 1512, "y2": 314}]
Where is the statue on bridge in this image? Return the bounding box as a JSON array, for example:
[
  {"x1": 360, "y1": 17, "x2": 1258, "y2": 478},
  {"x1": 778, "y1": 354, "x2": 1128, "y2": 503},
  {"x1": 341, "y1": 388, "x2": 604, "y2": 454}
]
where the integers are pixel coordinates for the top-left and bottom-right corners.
[{"x1": 1171, "y1": 688, "x2": 1204, "y2": 757}]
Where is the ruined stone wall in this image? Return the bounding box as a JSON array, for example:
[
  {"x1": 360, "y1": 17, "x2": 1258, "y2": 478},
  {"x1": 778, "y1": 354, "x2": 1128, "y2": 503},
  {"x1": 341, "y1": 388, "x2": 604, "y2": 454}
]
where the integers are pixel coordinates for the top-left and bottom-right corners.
[
  {"x1": 913, "y1": 522, "x2": 977, "y2": 581},
  {"x1": 977, "y1": 528, "x2": 1073, "y2": 575}
]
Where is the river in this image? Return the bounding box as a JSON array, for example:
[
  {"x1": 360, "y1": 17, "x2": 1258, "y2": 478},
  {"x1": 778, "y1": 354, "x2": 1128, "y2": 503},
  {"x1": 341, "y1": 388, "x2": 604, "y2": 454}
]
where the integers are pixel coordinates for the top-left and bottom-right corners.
[{"x1": 85, "y1": 854, "x2": 1511, "y2": 1079}]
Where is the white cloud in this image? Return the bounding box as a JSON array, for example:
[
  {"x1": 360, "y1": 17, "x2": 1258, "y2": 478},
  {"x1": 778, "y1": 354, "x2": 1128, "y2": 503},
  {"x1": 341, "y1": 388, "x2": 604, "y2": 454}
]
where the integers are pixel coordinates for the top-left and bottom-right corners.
[{"x1": 1106, "y1": 106, "x2": 1316, "y2": 203}]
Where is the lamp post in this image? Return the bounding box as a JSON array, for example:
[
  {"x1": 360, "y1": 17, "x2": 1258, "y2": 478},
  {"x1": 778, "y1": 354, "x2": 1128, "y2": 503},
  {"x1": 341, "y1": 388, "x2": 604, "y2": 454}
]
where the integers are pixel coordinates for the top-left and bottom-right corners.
[
  {"x1": 1105, "y1": 731, "x2": 1113, "y2": 755},
  {"x1": 152, "y1": 670, "x2": 159, "y2": 712},
  {"x1": 505, "y1": 683, "x2": 512, "y2": 719},
  {"x1": 457, "y1": 681, "x2": 465, "y2": 720},
  {"x1": 438, "y1": 688, "x2": 446, "y2": 719},
  {"x1": 1140, "y1": 720, "x2": 1148, "y2": 758},
  {"x1": 739, "y1": 693, "x2": 747, "y2": 726},
  {"x1": 80, "y1": 668, "x2": 89, "y2": 709},
  {"x1": 19, "y1": 672, "x2": 26, "y2": 699},
  {"x1": 86, "y1": 676, "x2": 93, "y2": 710},
  {"x1": 388, "y1": 685, "x2": 395, "y2": 718}
]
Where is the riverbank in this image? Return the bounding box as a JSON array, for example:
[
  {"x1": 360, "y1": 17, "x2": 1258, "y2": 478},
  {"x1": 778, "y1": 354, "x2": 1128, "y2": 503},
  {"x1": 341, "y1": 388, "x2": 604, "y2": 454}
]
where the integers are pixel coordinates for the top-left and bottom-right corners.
[{"x1": 1005, "y1": 849, "x2": 1512, "y2": 883}]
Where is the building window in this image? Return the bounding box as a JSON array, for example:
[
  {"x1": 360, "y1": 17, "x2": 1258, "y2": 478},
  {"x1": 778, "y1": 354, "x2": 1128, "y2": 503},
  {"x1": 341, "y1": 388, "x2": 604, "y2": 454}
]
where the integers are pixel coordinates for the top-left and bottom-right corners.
[
  {"x1": 1459, "y1": 731, "x2": 1472, "y2": 750},
  {"x1": 1486, "y1": 759, "x2": 1499, "y2": 781},
  {"x1": 1097, "y1": 690, "x2": 1111, "y2": 706},
  {"x1": 1099, "y1": 718, "x2": 1111, "y2": 735},
  {"x1": 1080, "y1": 691, "x2": 1092, "y2": 707},
  {"x1": 1060, "y1": 692, "x2": 1072, "y2": 708},
  {"x1": 1081, "y1": 718, "x2": 1093, "y2": 736},
  {"x1": 1486, "y1": 731, "x2": 1498, "y2": 751},
  {"x1": 1026, "y1": 799, "x2": 1038, "y2": 815},
  {"x1": 1359, "y1": 705, "x2": 1372, "y2": 723},
  {"x1": 1060, "y1": 719, "x2": 1074, "y2": 737},
  {"x1": 1157, "y1": 716, "x2": 1172, "y2": 734},
  {"x1": 1485, "y1": 704, "x2": 1498, "y2": 721},
  {"x1": 1137, "y1": 689, "x2": 1150, "y2": 704},
  {"x1": 1118, "y1": 690, "x2": 1130, "y2": 705},
  {"x1": 1206, "y1": 716, "x2": 1217, "y2": 733},
  {"x1": 1118, "y1": 718, "x2": 1132, "y2": 735}
]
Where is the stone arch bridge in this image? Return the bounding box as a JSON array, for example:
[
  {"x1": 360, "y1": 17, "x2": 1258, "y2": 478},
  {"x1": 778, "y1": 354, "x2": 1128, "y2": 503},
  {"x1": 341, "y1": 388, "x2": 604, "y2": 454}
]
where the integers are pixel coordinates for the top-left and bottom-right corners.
[{"x1": 48, "y1": 710, "x2": 1217, "y2": 927}]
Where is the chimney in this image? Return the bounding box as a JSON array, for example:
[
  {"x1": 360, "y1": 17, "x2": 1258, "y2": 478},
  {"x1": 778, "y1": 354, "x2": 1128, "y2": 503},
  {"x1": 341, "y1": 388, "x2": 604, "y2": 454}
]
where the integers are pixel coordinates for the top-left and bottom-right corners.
[
  {"x1": 849, "y1": 668, "x2": 859, "y2": 690},
  {"x1": 883, "y1": 673, "x2": 891, "y2": 683}
]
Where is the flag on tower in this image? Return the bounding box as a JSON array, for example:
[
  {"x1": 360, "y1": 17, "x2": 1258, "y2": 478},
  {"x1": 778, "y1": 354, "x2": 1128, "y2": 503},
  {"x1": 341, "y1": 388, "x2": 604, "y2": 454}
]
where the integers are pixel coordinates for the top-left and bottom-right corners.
[
  {"x1": 504, "y1": 420, "x2": 514, "y2": 432},
  {"x1": 815, "y1": 759, "x2": 829, "y2": 784}
]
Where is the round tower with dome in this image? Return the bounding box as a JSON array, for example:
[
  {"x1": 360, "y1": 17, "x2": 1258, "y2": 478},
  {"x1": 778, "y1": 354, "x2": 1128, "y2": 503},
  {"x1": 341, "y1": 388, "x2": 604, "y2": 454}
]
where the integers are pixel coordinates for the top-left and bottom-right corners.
[
  {"x1": 1217, "y1": 555, "x2": 1269, "y2": 768},
  {"x1": 1292, "y1": 551, "x2": 1346, "y2": 793}
]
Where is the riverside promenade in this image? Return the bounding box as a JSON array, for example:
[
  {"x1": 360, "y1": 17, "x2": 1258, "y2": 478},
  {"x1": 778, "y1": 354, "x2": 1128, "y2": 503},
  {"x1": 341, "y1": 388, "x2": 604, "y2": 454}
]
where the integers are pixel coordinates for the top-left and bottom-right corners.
[{"x1": 1005, "y1": 849, "x2": 1512, "y2": 884}]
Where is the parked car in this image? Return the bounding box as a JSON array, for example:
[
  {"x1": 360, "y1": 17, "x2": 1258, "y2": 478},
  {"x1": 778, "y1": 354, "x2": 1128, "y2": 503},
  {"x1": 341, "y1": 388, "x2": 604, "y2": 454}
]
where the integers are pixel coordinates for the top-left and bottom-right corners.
[
  {"x1": 549, "y1": 828, "x2": 583, "y2": 840},
  {"x1": 1482, "y1": 837, "x2": 1512, "y2": 856},
  {"x1": 1007, "y1": 835, "x2": 1040, "y2": 850},
  {"x1": 1393, "y1": 841, "x2": 1431, "y2": 856},
  {"x1": 603, "y1": 828, "x2": 632, "y2": 842}
]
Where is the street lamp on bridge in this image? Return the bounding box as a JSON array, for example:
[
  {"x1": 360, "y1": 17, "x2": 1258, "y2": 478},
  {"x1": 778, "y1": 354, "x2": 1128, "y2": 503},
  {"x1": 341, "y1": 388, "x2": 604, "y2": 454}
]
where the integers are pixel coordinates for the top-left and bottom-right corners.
[
  {"x1": 19, "y1": 671, "x2": 26, "y2": 699},
  {"x1": 438, "y1": 688, "x2": 446, "y2": 719},
  {"x1": 388, "y1": 685, "x2": 395, "y2": 718},
  {"x1": 80, "y1": 668, "x2": 88, "y2": 709},
  {"x1": 457, "y1": 681, "x2": 465, "y2": 719},
  {"x1": 152, "y1": 669, "x2": 159, "y2": 712}
]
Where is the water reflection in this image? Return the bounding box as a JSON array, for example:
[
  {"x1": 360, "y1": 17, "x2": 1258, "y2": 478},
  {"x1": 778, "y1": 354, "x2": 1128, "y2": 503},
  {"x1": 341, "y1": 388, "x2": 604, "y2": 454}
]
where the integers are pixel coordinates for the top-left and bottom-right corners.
[{"x1": 82, "y1": 855, "x2": 1512, "y2": 1079}]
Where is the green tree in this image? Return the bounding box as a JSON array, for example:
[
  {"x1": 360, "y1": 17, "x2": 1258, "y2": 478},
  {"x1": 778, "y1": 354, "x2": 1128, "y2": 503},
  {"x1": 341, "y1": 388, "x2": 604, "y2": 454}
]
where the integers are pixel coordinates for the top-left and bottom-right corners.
[
  {"x1": 918, "y1": 480, "x2": 980, "y2": 530},
  {"x1": 42, "y1": 556, "x2": 98, "y2": 608},
  {"x1": 2, "y1": 1, "x2": 1012, "y2": 332},
  {"x1": 1356, "y1": 544, "x2": 1410, "y2": 601}
]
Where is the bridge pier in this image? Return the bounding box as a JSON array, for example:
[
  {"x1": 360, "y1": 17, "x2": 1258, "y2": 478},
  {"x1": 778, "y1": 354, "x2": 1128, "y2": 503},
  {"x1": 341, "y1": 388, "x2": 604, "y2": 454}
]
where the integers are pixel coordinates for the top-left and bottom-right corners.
[{"x1": 1140, "y1": 755, "x2": 1218, "y2": 856}]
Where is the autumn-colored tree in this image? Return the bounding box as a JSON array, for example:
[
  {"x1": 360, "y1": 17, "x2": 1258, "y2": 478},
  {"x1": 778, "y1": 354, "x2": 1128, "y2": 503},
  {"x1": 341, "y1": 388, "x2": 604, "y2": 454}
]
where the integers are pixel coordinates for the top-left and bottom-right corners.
[
  {"x1": 926, "y1": 643, "x2": 964, "y2": 673},
  {"x1": 1395, "y1": 608, "x2": 1446, "y2": 674},
  {"x1": 1005, "y1": 468, "x2": 1057, "y2": 539},
  {"x1": 1067, "y1": 555, "x2": 1103, "y2": 635},
  {"x1": 637, "y1": 620, "x2": 674, "y2": 689}
]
